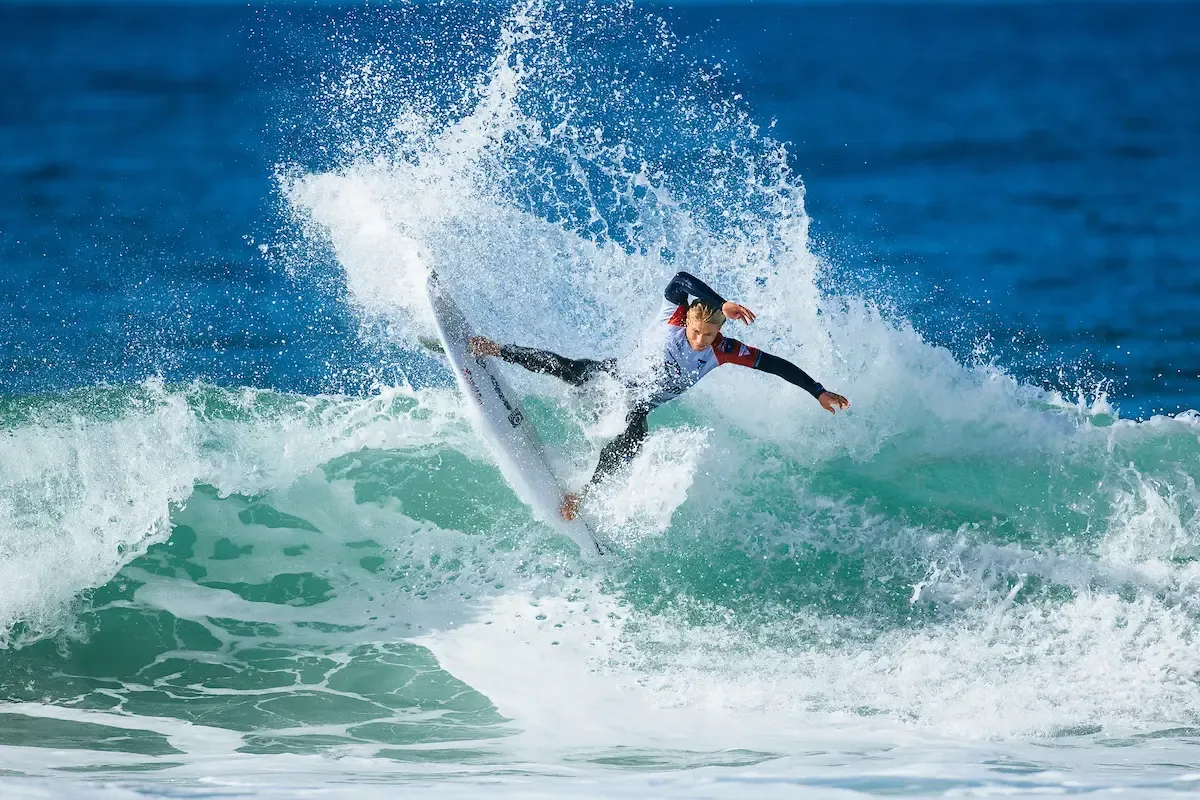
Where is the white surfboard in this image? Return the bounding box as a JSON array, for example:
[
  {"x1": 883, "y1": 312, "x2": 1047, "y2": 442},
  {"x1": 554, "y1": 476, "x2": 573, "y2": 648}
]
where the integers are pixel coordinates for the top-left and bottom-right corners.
[{"x1": 426, "y1": 271, "x2": 604, "y2": 556}]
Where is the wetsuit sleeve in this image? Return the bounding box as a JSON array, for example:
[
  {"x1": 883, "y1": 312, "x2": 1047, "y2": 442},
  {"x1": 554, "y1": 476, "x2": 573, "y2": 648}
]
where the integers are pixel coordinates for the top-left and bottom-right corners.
[
  {"x1": 712, "y1": 336, "x2": 760, "y2": 367},
  {"x1": 664, "y1": 271, "x2": 726, "y2": 309},
  {"x1": 754, "y1": 351, "x2": 826, "y2": 400},
  {"x1": 657, "y1": 299, "x2": 687, "y2": 325}
]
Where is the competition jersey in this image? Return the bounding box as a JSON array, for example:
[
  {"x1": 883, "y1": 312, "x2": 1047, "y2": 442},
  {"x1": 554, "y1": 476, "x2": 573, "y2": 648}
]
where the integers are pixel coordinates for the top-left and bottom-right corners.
[{"x1": 642, "y1": 299, "x2": 761, "y2": 410}]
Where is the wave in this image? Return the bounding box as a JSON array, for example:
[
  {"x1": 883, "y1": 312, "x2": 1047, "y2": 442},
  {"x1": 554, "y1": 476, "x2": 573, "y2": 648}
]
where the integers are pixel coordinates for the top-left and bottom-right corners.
[
  {"x1": 2, "y1": 380, "x2": 1199, "y2": 743},
  {"x1": 270, "y1": 0, "x2": 1200, "y2": 738},
  {"x1": 3, "y1": 0, "x2": 1200, "y2": 752},
  {"x1": 0, "y1": 380, "x2": 477, "y2": 644}
]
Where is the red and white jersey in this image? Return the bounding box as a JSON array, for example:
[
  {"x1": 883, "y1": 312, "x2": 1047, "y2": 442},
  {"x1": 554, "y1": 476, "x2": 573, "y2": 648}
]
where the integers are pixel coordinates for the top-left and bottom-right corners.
[{"x1": 641, "y1": 299, "x2": 761, "y2": 409}]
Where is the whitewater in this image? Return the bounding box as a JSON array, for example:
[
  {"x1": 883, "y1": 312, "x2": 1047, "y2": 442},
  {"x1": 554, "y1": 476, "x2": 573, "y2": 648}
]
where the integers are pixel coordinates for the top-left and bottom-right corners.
[{"x1": 3, "y1": 1, "x2": 1200, "y2": 797}]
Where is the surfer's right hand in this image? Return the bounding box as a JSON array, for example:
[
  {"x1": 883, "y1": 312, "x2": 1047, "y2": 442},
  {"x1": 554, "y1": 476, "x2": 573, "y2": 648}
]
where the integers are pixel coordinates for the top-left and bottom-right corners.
[
  {"x1": 470, "y1": 336, "x2": 501, "y2": 357},
  {"x1": 721, "y1": 301, "x2": 756, "y2": 325},
  {"x1": 560, "y1": 493, "x2": 581, "y2": 521}
]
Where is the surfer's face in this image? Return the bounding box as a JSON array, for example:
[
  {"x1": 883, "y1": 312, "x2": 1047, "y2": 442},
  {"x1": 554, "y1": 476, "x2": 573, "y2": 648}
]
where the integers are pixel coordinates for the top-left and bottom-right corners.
[{"x1": 685, "y1": 319, "x2": 722, "y2": 351}]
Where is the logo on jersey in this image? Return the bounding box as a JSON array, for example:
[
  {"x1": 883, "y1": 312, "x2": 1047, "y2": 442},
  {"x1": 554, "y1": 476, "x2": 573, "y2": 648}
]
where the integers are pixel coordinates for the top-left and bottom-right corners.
[{"x1": 739, "y1": 344, "x2": 751, "y2": 358}]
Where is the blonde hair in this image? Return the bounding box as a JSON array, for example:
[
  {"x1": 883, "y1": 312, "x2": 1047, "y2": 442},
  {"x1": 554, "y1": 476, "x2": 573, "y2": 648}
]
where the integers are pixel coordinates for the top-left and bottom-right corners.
[{"x1": 687, "y1": 299, "x2": 726, "y2": 327}]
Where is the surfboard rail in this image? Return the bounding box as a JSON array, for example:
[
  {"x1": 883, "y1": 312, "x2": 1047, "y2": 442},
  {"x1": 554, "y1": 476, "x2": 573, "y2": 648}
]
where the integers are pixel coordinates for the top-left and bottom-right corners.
[{"x1": 425, "y1": 271, "x2": 604, "y2": 556}]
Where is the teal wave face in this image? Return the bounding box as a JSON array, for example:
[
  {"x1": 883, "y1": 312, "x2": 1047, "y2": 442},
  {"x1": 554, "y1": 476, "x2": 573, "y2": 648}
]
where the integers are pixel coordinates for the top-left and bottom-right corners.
[
  {"x1": 2, "y1": 379, "x2": 1199, "y2": 763},
  {"x1": 0, "y1": 476, "x2": 517, "y2": 755}
]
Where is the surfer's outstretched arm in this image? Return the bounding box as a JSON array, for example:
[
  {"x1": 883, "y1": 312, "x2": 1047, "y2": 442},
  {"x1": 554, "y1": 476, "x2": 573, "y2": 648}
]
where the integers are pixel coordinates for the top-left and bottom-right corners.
[
  {"x1": 754, "y1": 351, "x2": 850, "y2": 413},
  {"x1": 664, "y1": 271, "x2": 757, "y2": 325},
  {"x1": 665, "y1": 271, "x2": 726, "y2": 308}
]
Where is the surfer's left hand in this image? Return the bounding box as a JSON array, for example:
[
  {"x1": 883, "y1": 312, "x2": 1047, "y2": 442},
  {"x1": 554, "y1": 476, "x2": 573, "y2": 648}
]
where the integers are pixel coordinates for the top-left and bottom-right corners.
[
  {"x1": 721, "y1": 301, "x2": 756, "y2": 325},
  {"x1": 560, "y1": 493, "x2": 581, "y2": 521},
  {"x1": 819, "y1": 391, "x2": 850, "y2": 414}
]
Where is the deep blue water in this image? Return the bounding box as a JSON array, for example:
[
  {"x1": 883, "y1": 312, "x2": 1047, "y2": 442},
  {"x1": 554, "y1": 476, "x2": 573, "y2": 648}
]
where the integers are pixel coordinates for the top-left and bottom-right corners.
[{"x1": 2, "y1": 2, "x2": 1197, "y2": 415}]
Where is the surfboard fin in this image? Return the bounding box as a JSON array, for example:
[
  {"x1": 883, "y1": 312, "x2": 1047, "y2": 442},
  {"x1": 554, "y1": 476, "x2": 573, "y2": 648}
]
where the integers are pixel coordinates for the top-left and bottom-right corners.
[{"x1": 417, "y1": 335, "x2": 446, "y2": 355}]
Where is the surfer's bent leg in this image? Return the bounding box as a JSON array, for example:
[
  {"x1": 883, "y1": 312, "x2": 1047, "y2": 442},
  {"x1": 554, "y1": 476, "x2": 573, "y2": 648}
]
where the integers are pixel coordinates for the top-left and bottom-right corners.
[
  {"x1": 588, "y1": 406, "x2": 650, "y2": 486},
  {"x1": 498, "y1": 344, "x2": 615, "y2": 387}
]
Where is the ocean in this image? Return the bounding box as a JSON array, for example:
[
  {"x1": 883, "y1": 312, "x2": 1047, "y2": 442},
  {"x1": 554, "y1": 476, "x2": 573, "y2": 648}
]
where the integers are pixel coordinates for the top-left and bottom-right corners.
[{"x1": 2, "y1": 1, "x2": 1199, "y2": 796}]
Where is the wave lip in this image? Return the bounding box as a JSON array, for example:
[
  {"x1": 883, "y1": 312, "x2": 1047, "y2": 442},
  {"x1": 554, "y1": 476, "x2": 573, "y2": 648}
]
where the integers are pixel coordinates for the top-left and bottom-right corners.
[{"x1": 0, "y1": 380, "x2": 474, "y2": 644}]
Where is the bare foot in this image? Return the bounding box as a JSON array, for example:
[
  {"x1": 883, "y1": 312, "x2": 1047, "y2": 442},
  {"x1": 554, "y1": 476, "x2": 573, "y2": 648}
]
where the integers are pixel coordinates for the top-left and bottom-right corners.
[
  {"x1": 469, "y1": 336, "x2": 501, "y2": 357},
  {"x1": 560, "y1": 493, "x2": 581, "y2": 521}
]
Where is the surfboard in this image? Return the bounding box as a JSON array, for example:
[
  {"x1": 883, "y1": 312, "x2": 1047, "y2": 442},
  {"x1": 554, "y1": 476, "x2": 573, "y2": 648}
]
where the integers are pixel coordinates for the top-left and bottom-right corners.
[{"x1": 425, "y1": 271, "x2": 604, "y2": 556}]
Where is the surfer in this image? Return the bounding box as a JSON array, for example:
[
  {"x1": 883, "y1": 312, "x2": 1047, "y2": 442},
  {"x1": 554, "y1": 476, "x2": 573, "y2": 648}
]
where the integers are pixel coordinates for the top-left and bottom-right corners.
[{"x1": 470, "y1": 271, "x2": 849, "y2": 520}]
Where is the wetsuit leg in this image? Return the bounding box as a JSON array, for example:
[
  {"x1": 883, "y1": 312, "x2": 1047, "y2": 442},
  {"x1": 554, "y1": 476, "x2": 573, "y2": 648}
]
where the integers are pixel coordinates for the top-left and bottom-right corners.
[
  {"x1": 588, "y1": 406, "x2": 651, "y2": 486},
  {"x1": 499, "y1": 344, "x2": 615, "y2": 388}
]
